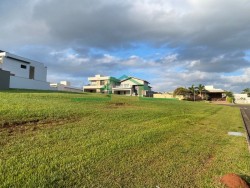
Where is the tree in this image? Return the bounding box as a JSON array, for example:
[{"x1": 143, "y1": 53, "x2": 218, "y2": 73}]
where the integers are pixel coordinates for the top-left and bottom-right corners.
[
  {"x1": 225, "y1": 91, "x2": 234, "y2": 103},
  {"x1": 188, "y1": 85, "x2": 197, "y2": 101},
  {"x1": 197, "y1": 84, "x2": 205, "y2": 100},
  {"x1": 225, "y1": 91, "x2": 234, "y2": 98},
  {"x1": 173, "y1": 87, "x2": 190, "y2": 97},
  {"x1": 241, "y1": 88, "x2": 250, "y2": 97}
]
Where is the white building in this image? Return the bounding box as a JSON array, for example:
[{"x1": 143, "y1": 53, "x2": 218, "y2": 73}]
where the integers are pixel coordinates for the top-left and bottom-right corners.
[
  {"x1": 83, "y1": 74, "x2": 120, "y2": 93},
  {"x1": 234, "y1": 94, "x2": 250, "y2": 104},
  {"x1": 0, "y1": 50, "x2": 50, "y2": 90},
  {"x1": 50, "y1": 81, "x2": 83, "y2": 93}
]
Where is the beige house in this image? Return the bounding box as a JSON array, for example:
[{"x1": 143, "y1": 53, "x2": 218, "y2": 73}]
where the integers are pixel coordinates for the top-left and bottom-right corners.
[
  {"x1": 83, "y1": 74, "x2": 120, "y2": 93},
  {"x1": 84, "y1": 75, "x2": 152, "y2": 97},
  {"x1": 204, "y1": 85, "x2": 226, "y2": 101}
]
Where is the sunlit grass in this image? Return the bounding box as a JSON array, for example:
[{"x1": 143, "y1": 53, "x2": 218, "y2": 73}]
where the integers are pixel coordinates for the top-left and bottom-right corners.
[{"x1": 0, "y1": 90, "x2": 249, "y2": 187}]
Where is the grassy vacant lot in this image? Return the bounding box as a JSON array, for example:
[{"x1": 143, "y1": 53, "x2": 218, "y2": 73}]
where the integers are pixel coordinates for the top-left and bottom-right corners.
[{"x1": 0, "y1": 90, "x2": 249, "y2": 187}]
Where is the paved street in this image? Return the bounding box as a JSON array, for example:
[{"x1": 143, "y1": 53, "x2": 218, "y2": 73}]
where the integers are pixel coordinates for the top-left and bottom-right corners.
[{"x1": 233, "y1": 105, "x2": 250, "y2": 150}]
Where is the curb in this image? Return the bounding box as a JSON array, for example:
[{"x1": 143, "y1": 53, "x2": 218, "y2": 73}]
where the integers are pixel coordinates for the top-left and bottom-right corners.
[{"x1": 240, "y1": 109, "x2": 250, "y2": 152}]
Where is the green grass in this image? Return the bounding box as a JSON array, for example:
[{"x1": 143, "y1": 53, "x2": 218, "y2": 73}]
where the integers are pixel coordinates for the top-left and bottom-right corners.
[{"x1": 0, "y1": 90, "x2": 249, "y2": 187}]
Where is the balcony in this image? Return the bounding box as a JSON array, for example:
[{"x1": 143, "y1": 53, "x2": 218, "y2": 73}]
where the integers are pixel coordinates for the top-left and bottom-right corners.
[
  {"x1": 84, "y1": 85, "x2": 103, "y2": 89},
  {"x1": 113, "y1": 85, "x2": 132, "y2": 89}
]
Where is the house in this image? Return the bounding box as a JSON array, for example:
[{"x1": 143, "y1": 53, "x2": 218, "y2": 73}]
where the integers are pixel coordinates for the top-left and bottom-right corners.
[
  {"x1": 0, "y1": 50, "x2": 50, "y2": 90},
  {"x1": 50, "y1": 81, "x2": 83, "y2": 93},
  {"x1": 83, "y1": 74, "x2": 120, "y2": 93},
  {"x1": 112, "y1": 76, "x2": 152, "y2": 97},
  {"x1": 84, "y1": 75, "x2": 153, "y2": 97},
  {"x1": 204, "y1": 85, "x2": 226, "y2": 101}
]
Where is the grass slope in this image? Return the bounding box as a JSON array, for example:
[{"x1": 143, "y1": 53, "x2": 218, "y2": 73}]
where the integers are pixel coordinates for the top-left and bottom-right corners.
[{"x1": 0, "y1": 90, "x2": 249, "y2": 187}]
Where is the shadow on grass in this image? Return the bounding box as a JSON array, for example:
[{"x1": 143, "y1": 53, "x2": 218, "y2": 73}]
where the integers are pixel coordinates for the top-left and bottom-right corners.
[{"x1": 240, "y1": 175, "x2": 250, "y2": 185}]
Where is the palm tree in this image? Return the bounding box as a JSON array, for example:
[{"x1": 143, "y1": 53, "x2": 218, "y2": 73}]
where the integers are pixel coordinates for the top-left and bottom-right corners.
[
  {"x1": 188, "y1": 85, "x2": 196, "y2": 101},
  {"x1": 197, "y1": 84, "x2": 205, "y2": 100}
]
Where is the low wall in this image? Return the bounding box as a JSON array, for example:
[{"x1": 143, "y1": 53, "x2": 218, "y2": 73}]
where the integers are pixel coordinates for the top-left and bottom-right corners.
[
  {"x1": 50, "y1": 84, "x2": 83, "y2": 93},
  {"x1": 10, "y1": 76, "x2": 50, "y2": 90},
  {"x1": 0, "y1": 69, "x2": 10, "y2": 90},
  {"x1": 153, "y1": 93, "x2": 183, "y2": 100},
  {"x1": 234, "y1": 94, "x2": 250, "y2": 104}
]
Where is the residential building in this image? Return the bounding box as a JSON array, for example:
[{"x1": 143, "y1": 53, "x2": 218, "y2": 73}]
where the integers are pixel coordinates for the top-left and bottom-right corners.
[
  {"x1": 83, "y1": 74, "x2": 120, "y2": 93},
  {"x1": 84, "y1": 75, "x2": 152, "y2": 97},
  {"x1": 112, "y1": 76, "x2": 152, "y2": 97},
  {"x1": 0, "y1": 50, "x2": 50, "y2": 90},
  {"x1": 204, "y1": 85, "x2": 226, "y2": 101},
  {"x1": 50, "y1": 81, "x2": 83, "y2": 93}
]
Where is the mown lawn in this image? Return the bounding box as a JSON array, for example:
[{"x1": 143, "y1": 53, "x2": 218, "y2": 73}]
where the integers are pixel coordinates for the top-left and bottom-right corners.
[{"x1": 0, "y1": 90, "x2": 249, "y2": 187}]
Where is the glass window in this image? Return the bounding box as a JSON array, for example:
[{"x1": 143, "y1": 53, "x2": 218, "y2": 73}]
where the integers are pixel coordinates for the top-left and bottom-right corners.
[
  {"x1": 100, "y1": 80, "x2": 105, "y2": 85},
  {"x1": 21, "y1": 65, "x2": 27, "y2": 69}
]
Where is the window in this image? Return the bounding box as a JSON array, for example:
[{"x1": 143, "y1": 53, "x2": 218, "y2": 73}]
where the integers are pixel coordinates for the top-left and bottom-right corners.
[
  {"x1": 100, "y1": 80, "x2": 105, "y2": 85},
  {"x1": 21, "y1": 65, "x2": 27, "y2": 69}
]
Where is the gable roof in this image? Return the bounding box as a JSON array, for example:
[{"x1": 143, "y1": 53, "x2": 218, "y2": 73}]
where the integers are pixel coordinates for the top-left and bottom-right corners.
[{"x1": 120, "y1": 76, "x2": 150, "y2": 84}]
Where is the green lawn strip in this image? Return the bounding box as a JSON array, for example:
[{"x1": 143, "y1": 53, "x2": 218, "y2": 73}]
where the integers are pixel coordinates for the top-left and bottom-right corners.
[{"x1": 0, "y1": 92, "x2": 109, "y2": 127}]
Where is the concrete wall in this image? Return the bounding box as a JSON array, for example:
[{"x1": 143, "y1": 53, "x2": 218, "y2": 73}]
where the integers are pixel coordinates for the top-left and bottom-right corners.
[
  {"x1": 0, "y1": 69, "x2": 10, "y2": 90},
  {"x1": 153, "y1": 93, "x2": 184, "y2": 100},
  {"x1": 10, "y1": 76, "x2": 50, "y2": 90},
  {"x1": 234, "y1": 94, "x2": 250, "y2": 104},
  {"x1": 50, "y1": 83, "x2": 83, "y2": 93},
  {"x1": 3, "y1": 57, "x2": 29, "y2": 78},
  {"x1": 1, "y1": 55, "x2": 47, "y2": 82}
]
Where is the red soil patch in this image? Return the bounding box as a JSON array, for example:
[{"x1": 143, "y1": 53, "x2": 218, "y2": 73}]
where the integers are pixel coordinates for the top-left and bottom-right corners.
[{"x1": 220, "y1": 173, "x2": 249, "y2": 188}]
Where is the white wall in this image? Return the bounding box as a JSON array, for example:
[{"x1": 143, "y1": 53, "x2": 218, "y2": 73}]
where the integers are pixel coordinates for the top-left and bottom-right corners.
[
  {"x1": 10, "y1": 76, "x2": 50, "y2": 90},
  {"x1": 1, "y1": 54, "x2": 47, "y2": 82},
  {"x1": 29, "y1": 60, "x2": 47, "y2": 81},
  {"x1": 234, "y1": 94, "x2": 250, "y2": 104},
  {"x1": 0, "y1": 56, "x2": 3, "y2": 69},
  {"x1": 50, "y1": 83, "x2": 83, "y2": 93},
  {"x1": 3, "y1": 57, "x2": 29, "y2": 78}
]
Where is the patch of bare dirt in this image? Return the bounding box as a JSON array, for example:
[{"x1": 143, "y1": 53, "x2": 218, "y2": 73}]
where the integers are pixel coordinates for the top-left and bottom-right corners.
[
  {"x1": 220, "y1": 173, "x2": 249, "y2": 188},
  {"x1": 107, "y1": 102, "x2": 130, "y2": 108},
  {"x1": 0, "y1": 118, "x2": 79, "y2": 136}
]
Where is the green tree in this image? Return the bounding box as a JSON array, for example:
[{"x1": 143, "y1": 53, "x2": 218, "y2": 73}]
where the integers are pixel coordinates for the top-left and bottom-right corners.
[
  {"x1": 225, "y1": 91, "x2": 234, "y2": 103},
  {"x1": 188, "y1": 85, "x2": 197, "y2": 101},
  {"x1": 241, "y1": 88, "x2": 250, "y2": 97},
  {"x1": 173, "y1": 87, "x2": 190, "y2": 97},
  {"x1": 197, "y1": 84, "x2": 205, "y2": 100}
]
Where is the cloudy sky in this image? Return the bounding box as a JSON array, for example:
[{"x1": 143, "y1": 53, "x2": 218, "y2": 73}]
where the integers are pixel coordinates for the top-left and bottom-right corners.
[{"x1": 1, "y1": 0, "x2": 250, "y2": 92}]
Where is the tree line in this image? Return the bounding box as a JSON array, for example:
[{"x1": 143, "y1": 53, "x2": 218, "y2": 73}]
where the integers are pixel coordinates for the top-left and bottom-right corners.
[
  {"x1": 173, "y1": 84, "x2": 205, "y2": 101},
  {"x1": 173, "y1": 84, "x2": 234, "y2": 101}
]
